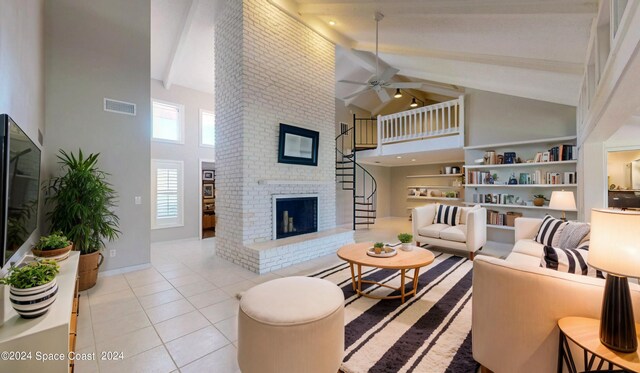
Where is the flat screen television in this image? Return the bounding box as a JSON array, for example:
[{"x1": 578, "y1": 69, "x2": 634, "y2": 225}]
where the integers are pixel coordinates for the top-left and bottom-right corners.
[{"x1": 0, "y1": 114, "x2": 41, "y2": 267}]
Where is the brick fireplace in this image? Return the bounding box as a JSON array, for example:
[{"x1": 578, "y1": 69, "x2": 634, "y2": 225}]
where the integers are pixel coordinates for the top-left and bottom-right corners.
[{"x1": 214, "y1": 0, "x2": 354, "y2": 273}]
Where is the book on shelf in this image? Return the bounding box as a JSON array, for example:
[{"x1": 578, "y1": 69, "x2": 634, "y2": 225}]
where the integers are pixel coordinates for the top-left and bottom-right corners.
[
  {"x1": 487, "y1": 210, "x2": 522, "y2": 227},
  {"x1": 468, "y1": 170, "x2": 576, "y2": 185}
]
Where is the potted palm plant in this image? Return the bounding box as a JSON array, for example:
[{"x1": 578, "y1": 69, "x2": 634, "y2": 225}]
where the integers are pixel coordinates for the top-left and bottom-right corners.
[
  {"x1": 0, "y1": 260, "x2": 60, "y2": 318},
  {"x1": 45, "y1": 150, "x2": 120, "y2": 290}
]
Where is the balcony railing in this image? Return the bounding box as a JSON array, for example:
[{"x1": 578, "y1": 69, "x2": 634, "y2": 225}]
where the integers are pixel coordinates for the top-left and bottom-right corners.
[{"x1": 377, "y1": 95, "x2": 464, "y2": 146}]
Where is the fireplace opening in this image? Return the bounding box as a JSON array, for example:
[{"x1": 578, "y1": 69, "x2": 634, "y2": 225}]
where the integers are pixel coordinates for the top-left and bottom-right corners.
[{"x1": 274, "y1": 196, "x2": 318, "y2": 239}]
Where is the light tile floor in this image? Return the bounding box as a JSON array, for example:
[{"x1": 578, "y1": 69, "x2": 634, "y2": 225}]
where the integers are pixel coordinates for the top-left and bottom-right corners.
[{"x1": 75, "y1": 217, "x2": 508, "y2": 373}]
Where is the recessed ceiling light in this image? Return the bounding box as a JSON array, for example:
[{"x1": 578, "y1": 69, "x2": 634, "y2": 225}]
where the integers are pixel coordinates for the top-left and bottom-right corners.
[
  {"x1": 411, "y1": 159, "x2": 416, "y2": 162},
  {"x1": 396, "y1": 156, "x2": 402, "y2": 159},
  {"x1": 329, "y1": 20, "x2": 336, "y2": 26}
]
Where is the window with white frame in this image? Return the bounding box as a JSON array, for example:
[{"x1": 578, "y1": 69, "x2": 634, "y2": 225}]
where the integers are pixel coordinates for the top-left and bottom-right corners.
[
  {"x1": 151, "y1": 159, "x2": 184, "y2": 229},
  {"x1": 152, "y1": 100, "x2": 184, "y2": 143},
  {"x1": 200, "y1": 109, "x2": 215, "y2": 147}
]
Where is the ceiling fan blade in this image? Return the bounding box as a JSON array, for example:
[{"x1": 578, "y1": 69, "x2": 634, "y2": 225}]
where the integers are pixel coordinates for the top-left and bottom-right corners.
[
  {"x1": 338, "y1": 80, "x2": 369, "y2": 86},
  {"x1": 375, "y1": 88, "x2": 391, "y2": 103},
  {"x1": 387, "y1": 82, "x2": 423, "y2": 89},
  {"x1": 342, "y1": 86, "x2": 372, "y2": 100},
  {"x1": 378, "y1": 66, "x2": 399, "y2": 83}
]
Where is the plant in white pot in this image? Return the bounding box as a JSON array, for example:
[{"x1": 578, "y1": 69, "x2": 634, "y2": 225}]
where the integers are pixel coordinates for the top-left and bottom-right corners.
[
  {"x1": 398, "y1": 233, "x2": 413, "y2": 251},
  {"x1": 44, "y1": 150, "x2": 120, "y2": 291},
  {"x1": 0, "y1": 260, "x2": 60, "y2": 318}
]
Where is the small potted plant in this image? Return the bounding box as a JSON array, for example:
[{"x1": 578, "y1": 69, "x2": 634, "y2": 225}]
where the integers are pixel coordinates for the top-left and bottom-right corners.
[
  {"x1": 32, "y1": 232, "x2": 73, "y2": 260},
  {"x1": 533, "y1": 194, "x2": 548, "y2": 207},
  {"x1": 0, "y1": 260, "x2": 60, "y2": 318},
  {"x1": 373, "y1": 242, "x2": 384, "y2": 255},
  {"x1": 398, "y1": 233, "x2": 413, "y2": 251}
]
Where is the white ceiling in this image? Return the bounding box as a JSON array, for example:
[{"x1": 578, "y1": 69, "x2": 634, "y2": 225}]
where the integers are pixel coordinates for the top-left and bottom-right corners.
[
  {"x1": 151, "y1": 0, "x2": 217, "y2": 94},
  {"x1": 278, "y1": 0, "x2": 597, "y2": 110},
  {"x1": 151, "y1": 0, "x2": 596, "y2": 110}
]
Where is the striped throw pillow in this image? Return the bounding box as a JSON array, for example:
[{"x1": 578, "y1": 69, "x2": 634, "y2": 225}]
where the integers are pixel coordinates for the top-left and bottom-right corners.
[
  {"x1": 433, "y1": 204, "x2": 461, "y2": 226},
  {"x1": 534, "y1": 215, "x2": 568, "y2": 246},
  {"x1": 540, "y1": 246, "x2": 605, "y2": 278}
]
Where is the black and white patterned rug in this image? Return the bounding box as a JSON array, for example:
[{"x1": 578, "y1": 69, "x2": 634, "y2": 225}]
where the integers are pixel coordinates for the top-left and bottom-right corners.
[{"x1": 308, "y1": 252, "x2": 479, "y2": 373}]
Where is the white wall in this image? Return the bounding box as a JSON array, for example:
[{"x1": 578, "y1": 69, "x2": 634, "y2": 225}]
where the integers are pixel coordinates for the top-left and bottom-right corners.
[
  {"x1": 0, "y1": 0, "x2": 45, "y2": 269},
  {"x1": 465, "y1": 88, "x2": 576, "y2": 147},
  {"x1": 44, "y1": 0, "x2": 151, "y2": 271},
  {"x1": 150, "y1": 79, "x2": 215, "y2": 242}
]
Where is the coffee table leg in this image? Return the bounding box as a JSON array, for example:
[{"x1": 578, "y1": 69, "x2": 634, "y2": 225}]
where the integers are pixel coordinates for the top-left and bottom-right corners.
[
  {"x1": 349, "y1": 263, "x2": 356, "y2": 291},
  {"x1": 413, "y1": 267, "x2": 420, "y2": 294},
  {"x1": 357, "y1": 264, "x2": 362, "y2": 295},
  {"x1": 401, "y1": 269, "x2": 406, "y2": 303}
]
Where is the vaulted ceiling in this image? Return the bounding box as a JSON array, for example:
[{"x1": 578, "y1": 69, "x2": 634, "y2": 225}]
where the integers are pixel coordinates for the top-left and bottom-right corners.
[
  {"x1": 272, "y1": 0, "x2": 597, "y2": 111},
  {"x1": 152, "y1": 0, "x2": 597, "y2": 111}
]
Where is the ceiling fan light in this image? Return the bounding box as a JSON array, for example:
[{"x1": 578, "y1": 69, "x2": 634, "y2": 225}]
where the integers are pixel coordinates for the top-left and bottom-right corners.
[
  {"x1": 410, "y1": 98, "x2": 418, "y2": 107},
  {"x1": 394, "y1": 89, "x2": 402, "y2": 98}
]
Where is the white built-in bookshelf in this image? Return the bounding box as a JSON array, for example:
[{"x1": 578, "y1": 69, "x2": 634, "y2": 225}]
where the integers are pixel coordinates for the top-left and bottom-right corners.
[
  {"x1": 464, "y1": 136, "x2": 578, "y2": 232},
  {"x1": 405, "y1": 163, "x2": 465, "y2": 219}
]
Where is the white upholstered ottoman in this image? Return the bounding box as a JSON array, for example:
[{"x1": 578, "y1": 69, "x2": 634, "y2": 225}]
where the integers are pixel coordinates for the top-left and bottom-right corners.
[{"x1": 237, "y1": 276, "x2": 345, "y2": 373}]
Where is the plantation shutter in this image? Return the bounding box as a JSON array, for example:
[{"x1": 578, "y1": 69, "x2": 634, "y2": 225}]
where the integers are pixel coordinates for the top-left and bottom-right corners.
[{"x1": 151, "y1": 160, "x2": 184, "y2": 228}]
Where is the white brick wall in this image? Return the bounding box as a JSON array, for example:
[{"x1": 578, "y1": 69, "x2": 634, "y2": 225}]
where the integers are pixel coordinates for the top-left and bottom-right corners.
[{"x1": 215, "y1": 0, "x2": 351, "y2": 273}]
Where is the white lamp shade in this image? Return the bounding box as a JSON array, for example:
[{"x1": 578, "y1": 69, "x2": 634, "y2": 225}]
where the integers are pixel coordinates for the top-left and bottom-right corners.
[
  {"x1": 549, "y1": 191, "x2": 576, "y2": 211},
  {"x1": 588, "y1": 209, "x2": 640, "y2": 278}
]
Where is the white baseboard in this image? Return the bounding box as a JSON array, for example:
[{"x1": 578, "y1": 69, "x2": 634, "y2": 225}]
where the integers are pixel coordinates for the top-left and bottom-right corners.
[{"x1": 99, "y1": 262, "x2": 152, "y2": 277}]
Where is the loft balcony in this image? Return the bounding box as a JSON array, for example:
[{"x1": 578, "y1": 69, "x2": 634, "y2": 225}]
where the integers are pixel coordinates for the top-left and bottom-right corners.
[{"x1": 353, "y1": 95, "x2": 465, "y2": 163}]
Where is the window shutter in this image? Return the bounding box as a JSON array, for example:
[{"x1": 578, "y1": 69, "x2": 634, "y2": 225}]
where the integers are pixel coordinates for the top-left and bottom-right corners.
[{"x1": 156, "y1": 168, "x2": 179, "y2": 219}]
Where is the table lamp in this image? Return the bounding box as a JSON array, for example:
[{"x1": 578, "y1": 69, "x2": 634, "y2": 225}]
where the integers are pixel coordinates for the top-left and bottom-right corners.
[
  {"x1": 549, "y1": 191, "x2": 576, "y2": 221},
  {"x1": 588, "y1": 209, "x2": 640, "y2": 352}
]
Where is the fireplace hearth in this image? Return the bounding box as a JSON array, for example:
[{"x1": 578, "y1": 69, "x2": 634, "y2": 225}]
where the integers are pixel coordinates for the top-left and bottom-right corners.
[{"x1": 273, "y1": 195, "x2": 318, "y2": 239}]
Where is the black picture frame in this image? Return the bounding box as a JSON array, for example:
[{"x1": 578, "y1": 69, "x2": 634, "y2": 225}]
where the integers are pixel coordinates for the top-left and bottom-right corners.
[{"x1": 278, "y1": 123, "x2": 319, "y2": 166}]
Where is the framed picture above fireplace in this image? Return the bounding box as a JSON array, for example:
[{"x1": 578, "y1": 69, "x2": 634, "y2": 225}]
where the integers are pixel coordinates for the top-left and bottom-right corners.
[{"x1": 278, "y1": 123, "x2": 319, "y2": 166}]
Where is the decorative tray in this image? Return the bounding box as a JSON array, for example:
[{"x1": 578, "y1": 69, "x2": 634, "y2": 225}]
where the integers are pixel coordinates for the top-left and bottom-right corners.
[{"x1": 366, "y1": 247, "x2": 397, "y2": 258}]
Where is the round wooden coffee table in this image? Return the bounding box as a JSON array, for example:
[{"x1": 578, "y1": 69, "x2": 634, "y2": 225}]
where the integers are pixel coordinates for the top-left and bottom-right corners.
[{"x1": 337, "y1": 242, "x2": 435, "y2": 304}]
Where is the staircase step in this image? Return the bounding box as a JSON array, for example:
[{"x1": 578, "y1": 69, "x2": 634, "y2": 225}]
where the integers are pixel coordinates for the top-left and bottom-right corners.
[
  {"x1": 354, "y1": 209, "x2": 376, "y2": 212},
  {"x1": 336, "y1": 174, "x2": 354, "y2": 177},
  {"x1": 355, "y1": 216, "x2": 376, "y2": 219},
  {"x1": 354, "y1": 202, "x2": 373, "y2": 205},
  {"x1": 336, "y1": 161, "x2": 353, "y2": 164},
  {"x1": 354, "y1": 221, "x2": 375, "y2": 225},
  {"x1": 342, "y1": 188, "x2": 355, "y2": 191}
]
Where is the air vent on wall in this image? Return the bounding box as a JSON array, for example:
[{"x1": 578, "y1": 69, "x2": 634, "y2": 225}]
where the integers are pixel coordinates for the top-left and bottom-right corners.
[{"x1": 104, "y1": 98, "x2": 136, "y2": 116}]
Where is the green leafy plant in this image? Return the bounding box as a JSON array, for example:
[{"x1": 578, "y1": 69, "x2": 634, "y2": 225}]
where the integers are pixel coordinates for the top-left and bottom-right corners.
[
  {"x1": 35, "y1": 232, "x2": 71, "y2": 251},
  {"x1": 373, "y1": 242, "x2": 384, "y2": 249},
  {"x1": 44, "y1": 150, "x2": 120, "y2": 254},
  {"x1": 445, "y1": 191, "x2": 457, "y2": 198},
  {"x1": 533, "y1": 194, "x2": 548, "y2": 200},
  {"x1": 0, "y1": 260, "x2": 60, "y2": 289},
  {"x1": 397, "y1": 233, "x2": 413, "y2": 244}
]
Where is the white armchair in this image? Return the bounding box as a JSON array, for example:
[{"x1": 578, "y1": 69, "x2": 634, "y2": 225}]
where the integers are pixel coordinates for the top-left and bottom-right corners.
[{"x1": 412, "y1": 204, "x2": 487, "y2": 260}]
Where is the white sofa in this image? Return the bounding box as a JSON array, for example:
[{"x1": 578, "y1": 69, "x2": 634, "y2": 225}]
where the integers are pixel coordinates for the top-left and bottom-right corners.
[
  {"x1": 412, "y1": 204, "x2": 487, "y2": 260},
  {"x1": 472, "y1": 217, "x2": 640, "y2": 373}
]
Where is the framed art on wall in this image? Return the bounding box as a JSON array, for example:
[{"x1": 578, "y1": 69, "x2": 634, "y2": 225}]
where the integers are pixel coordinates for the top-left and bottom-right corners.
[
  {"x1": 278, "y1": 123, "x2": 319, "y2": 166},
  {"x1": 203, "y1": 184, "x2": 214, "y2": 198},
  {"x1": 203, "y1": 171, "x2": 214, "y2": 180}
]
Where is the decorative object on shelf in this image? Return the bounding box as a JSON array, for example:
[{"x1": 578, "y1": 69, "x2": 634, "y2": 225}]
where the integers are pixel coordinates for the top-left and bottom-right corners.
[
  {"x1": 32, "y1": 232, "x2": 73, "y2": 261},
  {"x1": 588, "y1": 209, "x2": 640, "y2": 353},
  {"x1": 445, "y1": 166, "x2": 452, "y2": 174},
  {"x1": 45, "y1": 149, "x2": 120, "y2": 291},
  {"x1": 451, "y1": 166, "x2": 460, "y2": 174},
  {"x1": 0, "y1": 259, "x2": 60, "y2": 318},
  {"x1": 398, "y1": 233, "x2": 413, "y2": 251},
  {"x1": 532, "y1": 194, "x2": 547, "y2": 207},
  {"x1": 549, "y1": 191, "x2": 576, "y2": 221},
  {"x1": 203, "y1": 170, "x2": 214, "y2": 180},
  {"x1": 430, "y1": 190, "x2": 442, "y2": 197},
  {"x1": 508, "y1": 173, "x2": 518, "y2": 185},
  {"x1": 483, "y1": 151, "x2": 496, "y2": 165},
  {"x1": 445, "y1": 191, "x2": 457, "y2": 198},
  {"x1": 496, "y1": 155, "x2": 504, "y2": 164},
  {"x1": 474, "y1": 158, "x2": 484, "y2": 164},
  {"x1": 504, "y1": 152, "x2": 516, "y2": 164}
]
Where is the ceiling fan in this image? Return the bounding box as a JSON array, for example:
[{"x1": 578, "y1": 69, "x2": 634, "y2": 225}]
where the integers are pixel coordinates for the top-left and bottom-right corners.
[{"x1": 339, "y1": 12, "x2": 423, "y2": 103}]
